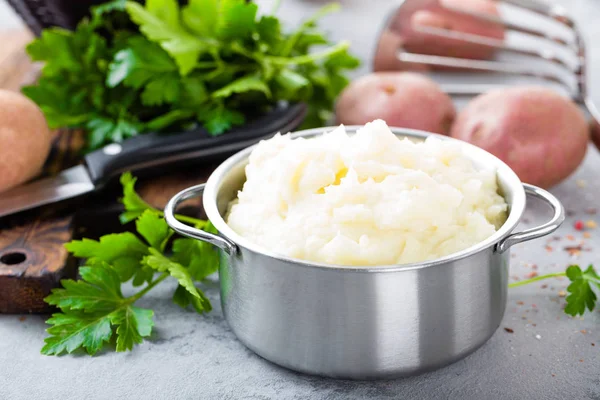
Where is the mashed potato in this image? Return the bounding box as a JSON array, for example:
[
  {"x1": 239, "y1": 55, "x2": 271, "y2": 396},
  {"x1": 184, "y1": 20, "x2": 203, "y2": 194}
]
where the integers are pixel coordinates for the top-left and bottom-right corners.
[{"x1": 226, "y1": 120, "x2": 508, "y2": 266}]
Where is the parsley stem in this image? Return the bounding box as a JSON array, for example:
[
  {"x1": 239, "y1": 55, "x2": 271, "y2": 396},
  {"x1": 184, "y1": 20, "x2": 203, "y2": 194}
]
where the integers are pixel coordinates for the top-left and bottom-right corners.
[
  {"x1": 169, "y1": 212, "x2": 206, "y2": 228},
  {"x1": 230, "y1": 43, "x2": 257, "y2": 60},
  {"x1": 280, "y1": 3, "x2": 341, "y2": 56},
  {"x1": 271, "y1": 0, "x2": 282, "y2": 14},
  {"x1": 150, "y1": 208, "x2": 206, "y2": 228},
  {"x1": 194, "y1": 61, "x2": 219, "y2": 69},
  {"x1": 508, "y1": 272, "x2": 567, "y2": 288},
  {"x1": 128, "y1": 272, "x2": 170, "y2": 303},
  {"x1": 267, "y1": 41, "x2": 349, "y2": 65},
  {"x1": 280, "y1": 31, "x2": 303, "y2": 57},
  {"x1": 177, "y1": 214, "x2": 205, "y2": 227}
]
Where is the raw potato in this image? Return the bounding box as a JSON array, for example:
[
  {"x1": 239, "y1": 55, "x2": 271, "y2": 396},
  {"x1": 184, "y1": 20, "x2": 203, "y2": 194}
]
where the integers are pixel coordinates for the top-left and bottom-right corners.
[
  {"x1": 591, "y1": 121, "x2": 600, "y2": 152},
  {"x1": 0, "y1": 90, "x2": 52, "y2": 192},
  {"x1": 410, "y1": 0, "x2": 505, "y2": 61},
  {"x1": 451, "y1": 86, "x2": 588, "y2": 188},
  {"x1": 336, "y1": 72, "x2": 456, "y2": 135},
  {"x1": 373, "y1": 29, "x2": 431, "y2": 73},
  {"x1": 373, "y1": 0, "x2": 505, "y2": 72}
]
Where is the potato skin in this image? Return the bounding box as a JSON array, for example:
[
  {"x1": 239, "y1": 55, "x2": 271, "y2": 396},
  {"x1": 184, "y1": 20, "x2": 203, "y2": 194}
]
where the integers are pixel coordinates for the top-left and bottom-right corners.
[
  {"x1": 450, "y1": 86, "x2": 588, "y2": 188},
  {"x1": 410, "y1": 0, "x2": 505, "y2": 61},
  {"x1": 336, "y1": 72, "x2": 456, "y2": 135},
  {"x1": 0, "y1": 90, "x2": 52, "y2": 192},
  {"x1": 591, "y1": 120, "x2": 600, "y2": 153},
  {"x1": 374, "y1": 0, "x2": 504, "y2": 72}
]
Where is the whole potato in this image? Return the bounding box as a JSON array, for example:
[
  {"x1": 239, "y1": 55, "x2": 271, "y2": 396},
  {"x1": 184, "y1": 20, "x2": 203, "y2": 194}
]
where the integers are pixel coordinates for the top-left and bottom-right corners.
[
  {"x1": 336, "y1": 72, "x2": 456, "y2": 135},
  {"x1": 410, "y1": 0, "x2": 505, "y2": 61},
  {"x1": 451, "y1": 86, "x2": 588, "y2": 188},
  {"x1": 373, "y1": 30, "x2": 430, "y2": 73},
  {"x1": 374, "y1": 0, "x2": 504, "y2": 72},
  {"x1": 0, "y1": 90, "x2": 52, "y2": 192},
  {"x1": 591, "y1": 120, "x2": 600, "y2": 153}
]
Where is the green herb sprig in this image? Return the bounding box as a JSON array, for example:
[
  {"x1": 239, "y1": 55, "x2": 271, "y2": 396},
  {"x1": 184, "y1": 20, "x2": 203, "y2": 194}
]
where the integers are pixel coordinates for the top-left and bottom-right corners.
[
  {"x1": 24, "y1": 0, "x2": 359, "y2": 150},
  {"x1": 41, "y1": 173, "x2": 217, "y2": 355},
  {"x1": 509, "y1": 264, "x2": 599, "y2": 316}
]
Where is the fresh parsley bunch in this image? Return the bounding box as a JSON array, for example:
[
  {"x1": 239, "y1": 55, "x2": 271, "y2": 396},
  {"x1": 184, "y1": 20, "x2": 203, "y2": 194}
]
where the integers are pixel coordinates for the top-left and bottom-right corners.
[
  {"x1": 42, "y1": 173, "x2": 218, "y2": 355},
  {"x1": 23, "y1": 0, "x2": 359, "y2": 150}
]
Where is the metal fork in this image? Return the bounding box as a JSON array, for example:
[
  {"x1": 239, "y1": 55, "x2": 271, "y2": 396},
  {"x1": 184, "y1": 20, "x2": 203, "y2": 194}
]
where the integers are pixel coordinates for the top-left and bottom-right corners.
[{"x1": 373, "y1": 0, "x2": 600, "y2": 128}]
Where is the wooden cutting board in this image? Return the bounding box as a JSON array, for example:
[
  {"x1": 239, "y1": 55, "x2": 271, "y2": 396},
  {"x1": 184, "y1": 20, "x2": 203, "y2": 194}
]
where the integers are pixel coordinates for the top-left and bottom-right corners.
[{"x1": 0, "y1": 30, "x2": 210, "y2": 313}]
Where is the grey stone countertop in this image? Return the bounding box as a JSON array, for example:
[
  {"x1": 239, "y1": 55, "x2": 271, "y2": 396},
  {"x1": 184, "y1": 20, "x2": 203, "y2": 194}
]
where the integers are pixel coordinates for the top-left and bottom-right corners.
[{"x1": 1, "y1": 1, "x2": 599, "y2": 399}]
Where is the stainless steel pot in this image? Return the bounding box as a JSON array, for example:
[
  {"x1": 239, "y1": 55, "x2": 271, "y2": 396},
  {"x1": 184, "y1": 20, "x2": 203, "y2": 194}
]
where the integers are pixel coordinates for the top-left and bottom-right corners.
[{"x1": 164, "y1": 127, "x2": 565, "y2": 379}]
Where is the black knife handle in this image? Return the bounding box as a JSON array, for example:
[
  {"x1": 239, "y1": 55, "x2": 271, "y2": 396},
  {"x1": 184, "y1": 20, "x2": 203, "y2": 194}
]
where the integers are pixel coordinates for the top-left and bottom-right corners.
[{"x1": 83, "y1": 103, "x2": 307, "y2": 187}]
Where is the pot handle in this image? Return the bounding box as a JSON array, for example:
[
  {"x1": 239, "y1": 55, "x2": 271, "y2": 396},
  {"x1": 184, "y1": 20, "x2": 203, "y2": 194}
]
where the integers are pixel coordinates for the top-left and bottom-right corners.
[
  {"x1": 496, "y1": 184, "x2": 565, "y2": 253},
  {"x1": 164, "y1": 184, "x2": 237, "y2": 255}
]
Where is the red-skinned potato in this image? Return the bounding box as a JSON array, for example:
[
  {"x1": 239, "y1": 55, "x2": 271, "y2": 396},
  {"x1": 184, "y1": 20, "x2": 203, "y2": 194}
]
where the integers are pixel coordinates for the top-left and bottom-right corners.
[
  {"x1": 410, "y1": 0, "x2": 505, "y2": 61},
  {"x1": 374, "y1": 0, "x2": 505, "y2": 72},
  {"x1": 0, "y1": 90, "x2": 52, "y2": 192},
  {"x1": 336, "y1": 72, "x2": 456, "y2": 135},
  {"x1": 373, "y1": 30, "x2": 430, "y2": 73},
  {"x1": 451, "y1": 86, "x2": 588, "y2": 189},
  {"x1": 591, "y1": 120, "x2": 600, "y2": 152}
]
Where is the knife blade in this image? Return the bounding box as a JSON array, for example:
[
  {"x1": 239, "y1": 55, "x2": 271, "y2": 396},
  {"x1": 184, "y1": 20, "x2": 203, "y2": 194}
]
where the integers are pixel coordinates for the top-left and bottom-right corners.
[{"x1": 0, "y1": 103, "x2": 307, "y2": 218}]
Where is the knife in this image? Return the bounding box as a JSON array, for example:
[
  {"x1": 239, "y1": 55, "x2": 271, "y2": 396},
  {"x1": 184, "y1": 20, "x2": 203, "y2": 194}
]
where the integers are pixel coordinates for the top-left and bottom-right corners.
[{"x1": 0, "y1": 103, "x2": 307, "y2": 218}]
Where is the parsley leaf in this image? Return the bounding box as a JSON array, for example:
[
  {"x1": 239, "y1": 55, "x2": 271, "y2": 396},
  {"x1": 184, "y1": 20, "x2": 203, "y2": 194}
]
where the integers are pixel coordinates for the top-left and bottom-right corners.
[
  {"x1": 172, "y1": 284, "x2": 211, "y2": 314},
  {"x1": 216, "y1": 0, "x2": 258, "y2": 40},
  {"x1": 212, "y1": 75, "x2": 271, "y2": 99},
  {"x1": 143, "y1": 250, "x2": 195, "y2": 296},
  {"x1": 23, "y1": 27, "x2": 105, "y2": 128},
  {"x1": 42, "y1": 312, "x2": 113, "y2": 356},
  {"x1": 45, "y1": 264, "x2": 125, "y2": 312},
  {"x1": 91, "y1": 0, "x2": 127, "y2": 23},
  {"x1": 65, "y1": 233, "x2": 148, "y2": 282},
  {"x1": 107, "y1": 37, "x2": 181, "y2": 106},
  {"x1": 111, "y1": 306, "x2": 154, "y2": 352},
  {"x1": 119, "y1": 171, "x2": 207, "y2": 228},
  {"x1": 182, "y1": 0, "x2": 218, "y2": 37},
  {"x1": 119, "y1": 172, "x2": 154, "y2": 223},
  {"x1": 509, "y1": 264, "x2": 600, "y2": 316},
  {"x1": 199, "y1": 104, "x2": 245, "y2": 135},
  {"x1": 179, "y1": 75, "x2": 209, "y2": 106},
  {"x1": 273, "y1": 68, "x2": 312, "y2": 101},
  {"x1": 565, "y1": 265, "x2": 599, "y2": 316},
  {"x1": 172, "y1": 222, "x2": 219, "y2": 281},
  {"x1": 142, "y1": 248, "x2": 212, "y2": 313},
  {"x1": 136, "y1": 210, "x2": 173, "y2": 251},
  {"x1": 42, "y1": 263, "x2": 154, "y2": 356},
  {"x1": 86, "y1": 117, "x2": 142, "y2": 148},
  {"x1": 257, "y1": 16, "x2": 282, "y2": 49},
  {"x1": 23, "y1": 23, "x2": 152, "y2": 150},
  {"x1": 43, "y1": 173, "x2": 218, "y2": 355},
  {"x1": 125, "y1": 0, "x2": 209, "y2": 75},
  {"x1": 22, "y1": 84, "x2": 91, "y2": 128},
  {"x1": 145, "y1": 110, "x2": 195, "y2": 131}
]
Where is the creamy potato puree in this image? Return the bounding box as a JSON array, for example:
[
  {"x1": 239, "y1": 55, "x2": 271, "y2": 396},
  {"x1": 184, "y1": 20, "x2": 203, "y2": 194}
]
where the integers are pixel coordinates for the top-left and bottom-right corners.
[{"x1": 226, "y1": 120, "x2": 508, "y2": 266}]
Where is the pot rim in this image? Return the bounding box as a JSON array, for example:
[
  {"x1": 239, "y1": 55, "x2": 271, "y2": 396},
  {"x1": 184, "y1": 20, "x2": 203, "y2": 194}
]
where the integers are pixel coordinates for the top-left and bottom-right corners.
[{"x1": 203, "y1": 126, "x2": 526, "y2": 273}]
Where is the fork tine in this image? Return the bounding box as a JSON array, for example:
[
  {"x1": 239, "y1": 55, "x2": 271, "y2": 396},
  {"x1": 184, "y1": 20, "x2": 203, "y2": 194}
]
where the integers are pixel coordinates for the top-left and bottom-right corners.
[
  {"x1": 396, "y1": 52, "x2": 574, "y2": 91},
  {"x1": 413, "y1": 25, "x2": 578, "y2": 72},
  {"x1": 500, "y1": 0, "x2": 574, "y2": 27},
  {"x1": 439, "y1": 83, "x2": 514, "y2": 95},
  {"x1": 439, "y1": 0, "x2": 577, "y2": 49},
  {"x1": 439, "y1": 83, "x2": 583, "y2": 103}
]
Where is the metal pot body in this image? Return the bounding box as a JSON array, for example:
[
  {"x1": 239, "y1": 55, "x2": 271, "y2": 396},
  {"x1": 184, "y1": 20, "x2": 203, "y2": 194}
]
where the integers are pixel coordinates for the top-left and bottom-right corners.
[
  {"x1": 218, "y1": 243, "x2": 508, "y2": 379},
  {"x1": 165, "y1": 126, "x2": 564, "y2": 379}
]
